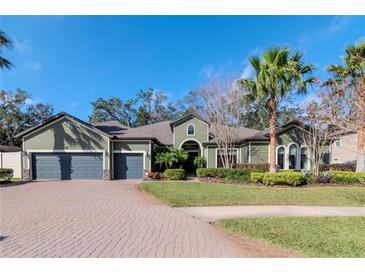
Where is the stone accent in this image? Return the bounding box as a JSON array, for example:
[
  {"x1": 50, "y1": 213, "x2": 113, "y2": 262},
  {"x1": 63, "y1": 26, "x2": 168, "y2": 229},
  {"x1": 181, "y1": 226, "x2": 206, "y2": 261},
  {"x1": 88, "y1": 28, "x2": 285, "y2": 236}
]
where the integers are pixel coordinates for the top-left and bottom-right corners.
[
  {"x1": 23, "y1": 169, "x2": 31, "y2": 180},
  {"x1": 103, "y1": 169, "x2": 112, "y2": 180}
]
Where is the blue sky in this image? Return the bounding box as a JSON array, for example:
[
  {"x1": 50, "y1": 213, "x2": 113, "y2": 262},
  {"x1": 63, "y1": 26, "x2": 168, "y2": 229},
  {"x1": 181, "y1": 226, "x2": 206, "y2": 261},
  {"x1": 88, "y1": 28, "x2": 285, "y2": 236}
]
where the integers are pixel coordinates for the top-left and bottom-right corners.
[{"x1": 1, "y1": 16, "x2": 364, "y2": 120}]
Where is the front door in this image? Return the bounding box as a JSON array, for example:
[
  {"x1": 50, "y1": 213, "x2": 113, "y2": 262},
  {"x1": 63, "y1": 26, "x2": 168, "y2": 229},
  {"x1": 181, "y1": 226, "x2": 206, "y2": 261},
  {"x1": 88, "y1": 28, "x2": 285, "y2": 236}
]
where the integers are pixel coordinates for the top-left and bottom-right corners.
[{"x1": 183, "y1": 151, "x2": 198, "y2": 174}]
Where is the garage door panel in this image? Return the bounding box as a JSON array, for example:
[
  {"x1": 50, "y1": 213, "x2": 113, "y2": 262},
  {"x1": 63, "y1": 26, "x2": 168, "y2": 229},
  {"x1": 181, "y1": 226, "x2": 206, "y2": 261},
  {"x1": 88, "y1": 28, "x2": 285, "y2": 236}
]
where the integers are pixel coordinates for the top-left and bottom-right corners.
[
  {"x1": 114, "y1": 153, "x2": 143, "y2": 179},
  {"x1": 32, "y1": 153, "x2": 103, "y2": 180}
]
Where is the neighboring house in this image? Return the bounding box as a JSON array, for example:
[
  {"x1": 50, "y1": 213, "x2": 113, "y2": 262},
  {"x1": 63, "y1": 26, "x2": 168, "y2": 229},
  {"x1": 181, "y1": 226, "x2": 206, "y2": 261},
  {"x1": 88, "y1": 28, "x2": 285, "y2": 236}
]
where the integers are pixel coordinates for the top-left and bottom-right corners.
[
  {"x1": 0, "y1": 145, "x2": 22, "y2": 178},
  {"x1": 329, "y1": 131, "x2": 358, "y2": 164},
  {"x1": 16, "y1": 112, "x2": 319, "y2": 181}
]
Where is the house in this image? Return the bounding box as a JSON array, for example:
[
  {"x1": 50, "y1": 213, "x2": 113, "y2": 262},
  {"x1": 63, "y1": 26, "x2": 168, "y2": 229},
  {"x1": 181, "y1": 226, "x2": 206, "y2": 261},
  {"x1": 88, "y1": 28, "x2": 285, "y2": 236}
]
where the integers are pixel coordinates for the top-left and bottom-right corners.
[
  {"x1": 329, "y1": 130, "x2": 358, "y2": 164},
  {"x1": 16, "y1": 112, "x2": 320, "y2": 181}
]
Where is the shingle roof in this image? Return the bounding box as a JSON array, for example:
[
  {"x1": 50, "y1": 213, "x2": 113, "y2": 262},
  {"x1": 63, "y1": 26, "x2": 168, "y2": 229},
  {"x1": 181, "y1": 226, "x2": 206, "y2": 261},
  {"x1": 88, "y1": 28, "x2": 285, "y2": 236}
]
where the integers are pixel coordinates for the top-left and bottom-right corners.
[
  {"x1": 93, "y1": 121, "x2": 129, "y2": 135},
  {"x1": 0, "y1": 145, "x2": 21, "y2": 152},
  {"x1": 112, "y1": 120, "x2": 173, "y2": 145}
]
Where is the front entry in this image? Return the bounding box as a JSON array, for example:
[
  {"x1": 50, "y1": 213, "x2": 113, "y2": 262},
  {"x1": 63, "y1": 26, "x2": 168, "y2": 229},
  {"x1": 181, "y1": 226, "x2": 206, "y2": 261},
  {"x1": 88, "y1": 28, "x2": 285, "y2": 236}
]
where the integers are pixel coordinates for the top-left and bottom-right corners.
[
  {"x1": 180, "y1": 140, "x2": 201, "y2": 174},
  {"x1": 114, "y1": 153, "x2": 144, "y2": 179}
]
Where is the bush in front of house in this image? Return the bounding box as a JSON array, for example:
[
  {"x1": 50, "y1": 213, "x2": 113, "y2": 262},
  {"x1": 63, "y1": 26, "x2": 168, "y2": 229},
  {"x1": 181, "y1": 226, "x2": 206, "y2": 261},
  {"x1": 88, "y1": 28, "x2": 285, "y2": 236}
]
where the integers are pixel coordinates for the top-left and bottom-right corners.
[
  {"x1": 319, "y1": 163, "x2": 356, "y2": 172},
  {"x1": 326, "y1": 171, "x2": 365, "y2": 185},
  {"x1": 196, "y1": 168, "x2": 228, "y2": 178},
  {"x1": 0, "y1": 168, "x2": 14, "y2": 181},
  {"x1": 193, "y1": 156, "x2": 206, "y2": 168},
  {"x1": 224, "y1": 169, "x2": 251, "y2": 182},
  {"x1": 234, "y1": 163, "x2": 275, "y2": 172},
  {"x1": 250, "y1": 172, "x2": 265, "y2": 183},
  {"x1": 163, "y1": 169, "x2": 186, "y2": 180},
  {"x1": 258, "y1": 171, "x2": 305, "y2": 186}
]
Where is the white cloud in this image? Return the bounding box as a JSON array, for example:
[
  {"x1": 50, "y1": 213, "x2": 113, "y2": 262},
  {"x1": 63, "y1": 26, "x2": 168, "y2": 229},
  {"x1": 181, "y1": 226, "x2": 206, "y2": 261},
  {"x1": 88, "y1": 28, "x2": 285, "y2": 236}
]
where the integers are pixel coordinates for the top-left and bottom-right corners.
[
  {"x1": 241, "y1": 64, "x2": 254, "y2": 79},
  {"x1": 298, "y1": 16, "x2": 351, "y2": 45},
  {"x1": 69, "y1": 102, "x2": 79, "y2": 108},
  {"x1": 200, "y1": 65, "x2": 214, "y2": 78},
  {"x1": 24, "y1": 61, "x2": 42, "y2": 72},
  {"x1": 14, "y1": 39, "x2": 31, "y2": 54}
]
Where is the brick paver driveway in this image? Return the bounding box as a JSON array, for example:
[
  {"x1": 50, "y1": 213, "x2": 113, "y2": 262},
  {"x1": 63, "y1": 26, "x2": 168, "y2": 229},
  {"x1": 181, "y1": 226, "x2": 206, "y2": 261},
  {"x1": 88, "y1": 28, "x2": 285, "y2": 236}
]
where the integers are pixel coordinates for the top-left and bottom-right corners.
[{"x1": 0, "y1": 181, "x2": 297, "y2": 258}]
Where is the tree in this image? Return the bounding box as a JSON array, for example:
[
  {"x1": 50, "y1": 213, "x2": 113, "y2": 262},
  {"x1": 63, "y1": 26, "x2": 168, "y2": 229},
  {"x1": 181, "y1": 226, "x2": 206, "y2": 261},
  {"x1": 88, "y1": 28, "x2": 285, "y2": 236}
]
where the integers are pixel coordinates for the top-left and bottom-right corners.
[
  {"x1": 0, "y1": 29, "x2": 13, "y2": 69},
  {"x1": 155, "y1": 148, "x2": 188, "y2": 169},
  {"x1": 239, "y1": 47, "x2": 316, "y2": 172},
  {"x1": 199, "y1": 77, "x2": 246, "y2": 168},
  {"x1": 88, "y1": 88, "x2": 177, "y2": 127},
  {"x1": 0, "y1": 89, "x2": 54, "y2": 145},
  {"x1": 88, "y1": 97, "x2": 137, "y2": 127},
  {"x1": 300, "y1": 99, "x2": 337, "y2": 176},
  {"x1": 321, "y1": 42, "x2": 365, "y2": 172},
  {"x1": 175, "y1": 90, "x2": 205, "y2": 117}
]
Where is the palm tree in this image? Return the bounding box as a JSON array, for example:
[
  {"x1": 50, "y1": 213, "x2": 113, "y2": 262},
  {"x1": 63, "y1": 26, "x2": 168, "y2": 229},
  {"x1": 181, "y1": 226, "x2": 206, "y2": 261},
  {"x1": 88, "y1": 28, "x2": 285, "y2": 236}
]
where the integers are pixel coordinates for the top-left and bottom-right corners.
[
  {"x1": 0, "y1": 29, "x2": 13, "y2": 69},
  {"x1": 239, "y1": 47, "x2": 316, "y2": 172},
  {"x1": 322, "y1": 42, "x2": 365, "y2": 172}
]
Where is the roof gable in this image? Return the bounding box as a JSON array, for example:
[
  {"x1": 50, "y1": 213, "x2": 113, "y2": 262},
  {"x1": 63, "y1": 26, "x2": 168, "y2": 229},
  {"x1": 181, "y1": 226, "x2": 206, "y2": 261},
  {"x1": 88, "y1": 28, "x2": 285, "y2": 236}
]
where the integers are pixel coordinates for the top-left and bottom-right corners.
[{"x1": 170, "y1": 113, "x2": 209, "y2": 128}]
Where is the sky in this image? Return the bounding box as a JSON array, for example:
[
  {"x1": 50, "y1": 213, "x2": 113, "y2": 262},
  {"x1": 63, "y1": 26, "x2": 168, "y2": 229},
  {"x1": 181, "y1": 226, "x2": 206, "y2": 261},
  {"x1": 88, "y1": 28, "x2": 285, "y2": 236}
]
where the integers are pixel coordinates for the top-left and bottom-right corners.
[{"x1": 1, "y1": 16, "x2": 365, "y2": 120}]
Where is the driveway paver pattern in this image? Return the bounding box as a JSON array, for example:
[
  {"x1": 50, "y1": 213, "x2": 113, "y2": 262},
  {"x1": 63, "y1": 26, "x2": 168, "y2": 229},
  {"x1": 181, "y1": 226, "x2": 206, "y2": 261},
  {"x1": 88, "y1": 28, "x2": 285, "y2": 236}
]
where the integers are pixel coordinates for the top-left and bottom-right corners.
[{"x1": 0, "y1": 180, "x2": 298, "y2": 258}]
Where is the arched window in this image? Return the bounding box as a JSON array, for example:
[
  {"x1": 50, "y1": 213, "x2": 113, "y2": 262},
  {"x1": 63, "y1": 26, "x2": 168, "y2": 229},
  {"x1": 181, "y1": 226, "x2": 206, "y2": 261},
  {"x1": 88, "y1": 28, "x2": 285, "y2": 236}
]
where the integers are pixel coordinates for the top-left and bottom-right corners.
[
  {"x1": 187, "y1": 124, "x2": 195, "y2": 135},
  {"x1": 288, "y1": 144, "x2": 298, "y2": 170},
  {"x1": 300, "y1": 147, "x2": 308, "y2": 170},
  {"x1": 277, "y1": 147, "x2": 285, "y2": 170}
]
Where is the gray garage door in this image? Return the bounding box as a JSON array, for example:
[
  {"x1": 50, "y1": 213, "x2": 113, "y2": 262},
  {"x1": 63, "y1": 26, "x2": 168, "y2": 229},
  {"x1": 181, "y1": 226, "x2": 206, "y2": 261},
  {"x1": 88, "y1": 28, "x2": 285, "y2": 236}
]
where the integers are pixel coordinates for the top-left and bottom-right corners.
[
  {"x1": 114, "y1": 153, "x2": 144, "y2": 179},
  {"x1": 32, "y1": 153, "x2": 103, "y2": 180}
]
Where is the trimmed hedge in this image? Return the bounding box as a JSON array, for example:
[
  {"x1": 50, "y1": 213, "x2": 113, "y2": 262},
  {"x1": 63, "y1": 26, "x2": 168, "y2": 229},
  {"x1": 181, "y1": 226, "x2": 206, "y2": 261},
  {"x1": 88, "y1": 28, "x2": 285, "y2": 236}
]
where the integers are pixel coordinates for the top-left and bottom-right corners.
[
  {"x1": 163, "y1": 169, "x2": 186, "y2": 180},
  {"x1": 0, "y1": 168, "x2": 14, "y2": 180},
  {"x1": 234, "y1": 163, "x2": 279, "y2": 172},
  {"x1": 326, "y1": 171, "x2": 365, "y2": 185},
  {"x1": 320, "y1": 163, "x2": 356, "y2": 172},
  {"x1": 196, "y1": 168, "x2": 228, "y2": 178},
  {"x1": 251, "y1": 171, "x2": 304, "y2": 186},
  {"x1": 196, "y1": 168, "x2": 250, "y2": 182},
  {"x1": 224, "y1": 169, "x2": 251, "y2": 182}
]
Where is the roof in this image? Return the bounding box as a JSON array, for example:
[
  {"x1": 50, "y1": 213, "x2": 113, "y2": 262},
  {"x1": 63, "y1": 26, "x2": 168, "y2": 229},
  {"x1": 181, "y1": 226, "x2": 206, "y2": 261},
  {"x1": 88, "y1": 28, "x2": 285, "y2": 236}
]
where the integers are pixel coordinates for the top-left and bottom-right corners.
[
  {"x1": 112, "y1": 120, "x2": 173, "y2": 145},
  {"x1": 93, "y1": 121, "x2": 129, "y2": 135},
  {"x1": 0, "y1": 145, "x2": 21, "y2": 152},
  {"x1": 15, "y1": 112, "x2": 113, "y2": 139}
]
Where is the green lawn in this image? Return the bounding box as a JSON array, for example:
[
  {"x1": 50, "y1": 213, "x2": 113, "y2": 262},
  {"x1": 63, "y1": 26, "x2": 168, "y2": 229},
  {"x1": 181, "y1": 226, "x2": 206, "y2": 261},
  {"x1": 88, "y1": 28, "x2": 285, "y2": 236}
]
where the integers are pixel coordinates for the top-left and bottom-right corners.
[
  {"x1": 140, "y1": 182, "x2": 365, "y2": 207},
  {"x1": 217, "y1": 217, "x2": 365, "y2": 257},
  {"x1": 0, "y1": 177, "x2": 22, "y2": 182}
]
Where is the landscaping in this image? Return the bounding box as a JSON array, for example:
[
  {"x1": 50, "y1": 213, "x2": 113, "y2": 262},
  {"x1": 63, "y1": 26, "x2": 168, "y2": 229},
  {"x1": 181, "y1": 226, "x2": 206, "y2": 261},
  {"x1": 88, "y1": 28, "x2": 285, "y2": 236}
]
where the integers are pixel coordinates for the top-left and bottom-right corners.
[
  {"x1": 140, "y1": 182, "x2": 365, "y2": 207},
  {"x1": 217, "y1": 216, "x2": 365, "y2": 257}
]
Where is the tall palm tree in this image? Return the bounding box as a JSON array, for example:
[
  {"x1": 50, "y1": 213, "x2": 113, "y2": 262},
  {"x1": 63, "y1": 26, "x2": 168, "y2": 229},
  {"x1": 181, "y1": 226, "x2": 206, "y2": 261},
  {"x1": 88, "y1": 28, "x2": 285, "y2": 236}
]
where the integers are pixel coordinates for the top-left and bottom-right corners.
[
  {"x1": 0, "y1": 29, "x2": 13, "y2": 69},
  {"x1": 322, "y1": 42, "x2": 365, "y2": 172},
  {"x1": 239, "y1": 47, "x2": 316, "y2": 172}
]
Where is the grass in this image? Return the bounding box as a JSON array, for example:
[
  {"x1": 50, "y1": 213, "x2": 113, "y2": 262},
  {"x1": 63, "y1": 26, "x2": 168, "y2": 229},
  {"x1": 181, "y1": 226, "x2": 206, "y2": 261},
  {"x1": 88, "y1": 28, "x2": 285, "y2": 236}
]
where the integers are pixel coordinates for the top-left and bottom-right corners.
[
  {"x1": 0, "y1": 177, "x2": 22, "y2": 182},
  {"x1": 217, "y1": 217, "x2": 365, "y2": 257},
  {"x1": 140, "y1": 182, "x2": 365, "y2": 207}
]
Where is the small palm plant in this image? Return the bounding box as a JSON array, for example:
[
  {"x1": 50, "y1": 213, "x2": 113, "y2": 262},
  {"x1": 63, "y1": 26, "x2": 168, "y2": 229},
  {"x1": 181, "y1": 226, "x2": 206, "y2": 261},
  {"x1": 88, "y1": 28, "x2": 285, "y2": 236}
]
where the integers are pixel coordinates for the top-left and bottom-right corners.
[{"x1": 155, "y1": 148, "x2": 188, "y2": 169}]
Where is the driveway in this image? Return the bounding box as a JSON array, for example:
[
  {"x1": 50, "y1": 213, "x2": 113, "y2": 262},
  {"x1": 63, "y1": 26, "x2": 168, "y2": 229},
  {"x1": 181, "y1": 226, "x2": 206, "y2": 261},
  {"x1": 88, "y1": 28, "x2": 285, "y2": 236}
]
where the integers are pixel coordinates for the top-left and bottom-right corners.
[{"x1": 0, "y1": 180, "x2": 297, "y2": 258}]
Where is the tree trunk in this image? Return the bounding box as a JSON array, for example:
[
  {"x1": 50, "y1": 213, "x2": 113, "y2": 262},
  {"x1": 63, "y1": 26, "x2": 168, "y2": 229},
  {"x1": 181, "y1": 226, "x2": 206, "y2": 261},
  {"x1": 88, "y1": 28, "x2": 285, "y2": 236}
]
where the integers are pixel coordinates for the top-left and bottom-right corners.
[
  {"x1": 269, "y1": 96, "x2": 277, "y2": 173},
  {"x1": 356, "y1": 126, "x2": 365, "y2": 172}
]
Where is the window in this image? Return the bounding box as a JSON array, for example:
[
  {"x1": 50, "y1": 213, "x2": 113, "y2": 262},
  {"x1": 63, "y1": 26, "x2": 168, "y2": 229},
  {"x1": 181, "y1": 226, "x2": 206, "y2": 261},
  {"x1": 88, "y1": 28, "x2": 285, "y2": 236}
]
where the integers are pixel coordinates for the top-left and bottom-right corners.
[
  {"x1": 277, "y1": 147, "x2": 285, "y2": 169},
  {"x1": 288, "y1": 144, "x2": 298, "y2": 170},
  {"x1": 300, "y1": 147, "x2": 308, "y2": 170},
  {"x1": 334, "y1": 139, "x2": 341, "y2": 147},
  {"x1": 187, "y1": 124, "x2": 195, "y2": 135},
  {"x1": 217, "y1": 149, "x2": 237, "y2": 168},
  {"x1": 333, "y1": 157, "x2": 340, "y2": 163}
]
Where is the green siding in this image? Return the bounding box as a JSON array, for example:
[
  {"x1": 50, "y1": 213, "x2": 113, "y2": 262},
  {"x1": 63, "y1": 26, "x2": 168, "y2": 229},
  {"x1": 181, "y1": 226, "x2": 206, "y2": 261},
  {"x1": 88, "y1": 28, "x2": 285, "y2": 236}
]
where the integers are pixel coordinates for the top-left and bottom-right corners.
[
  {"x1": 241, "y1": 145, "x2": 249, "y2": 163},
  {"x1": 173, "y1": 117, "x2": 208, "y2": 155},
  {"x1": 250, "y1": 143, "x2": 269, "y2": 163},
  {"x1": 206, "y1": 147, "x2": 216, "y2": 168},
  {"x1": 113, "y1": 141, "x2": 151, "y2": 171},
  {"x1": 23, "y1": 118, "x2": 109, "y2": 169},
  {"x1": 277, "y1": 126, "x2": 304, "y2": 147}
]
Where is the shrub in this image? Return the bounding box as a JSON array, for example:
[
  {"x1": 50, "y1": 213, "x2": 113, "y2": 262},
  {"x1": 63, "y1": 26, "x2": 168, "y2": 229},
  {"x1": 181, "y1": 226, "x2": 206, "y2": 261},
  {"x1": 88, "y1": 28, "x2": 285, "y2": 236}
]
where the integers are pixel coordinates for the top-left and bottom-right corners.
[
  {"x1": 320, "y1": 163, "x2": 356, "y2": 172},
  {"x1": 193, "y1": 156, "x2": 206, "y2": 168},
  {"x1": 196, "y1": 168, "x2": 228, "y2": 178},
  {"x1": 234, "y1": 163, "x2": 279, "y2": 172},
  {"x1": 261, "y1": 172, "x2": 305, "y2": 186},
  {"x1": 326, "y1": 171, "x2": 365, "y2": 185},
  {"x1": 224, "y1": 169, "x2": 251, "y2": 182},
  {"x1": 315, "y1": 173, "x2": 334, "y2": 184},
  {"x1": 146, "y1": 171, "x2": 162, "y2": 180},
  {"x1": 250, "y1": 172, "x2": 265, "y2": 183},
  {"x1": 163, "y1": 169, "x2": 186, "y2": 180},
  {"x1": 0, "y1": 168, "x2": 14, "y2": 181}
]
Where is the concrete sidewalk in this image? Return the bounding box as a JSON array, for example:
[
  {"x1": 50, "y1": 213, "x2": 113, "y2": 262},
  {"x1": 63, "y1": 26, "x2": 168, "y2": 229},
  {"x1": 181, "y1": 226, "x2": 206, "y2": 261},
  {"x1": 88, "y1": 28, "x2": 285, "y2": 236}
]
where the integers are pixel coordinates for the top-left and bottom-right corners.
[{"x1": 177, "y1": 205, "x2": 365, "y2": 222}]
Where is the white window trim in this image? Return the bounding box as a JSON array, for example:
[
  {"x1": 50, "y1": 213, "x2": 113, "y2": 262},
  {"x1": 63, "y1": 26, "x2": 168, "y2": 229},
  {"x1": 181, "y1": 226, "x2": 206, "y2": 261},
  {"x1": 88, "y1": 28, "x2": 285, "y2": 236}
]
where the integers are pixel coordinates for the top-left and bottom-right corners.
[
  {"x1": 287, "y1": 143, "x2": 300, "y2": 170},
  {"x1": 215, "y1": 148, "x2": 239, "y2": 168},
  {"x1": 276, "y1": 145, "x2": 286, "y2": 170},
  {"x1": 179, "y1": 138, "x2": 203, "y2": 155},
  {"x1": 334, "y1": 139, "x2": 342, "y2": 148},
  {"x1": 187, "y1": 124, "x2": 195, "y2": 136}
]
